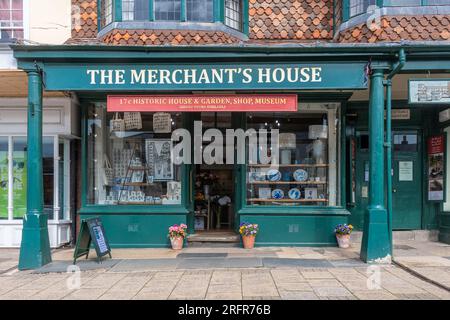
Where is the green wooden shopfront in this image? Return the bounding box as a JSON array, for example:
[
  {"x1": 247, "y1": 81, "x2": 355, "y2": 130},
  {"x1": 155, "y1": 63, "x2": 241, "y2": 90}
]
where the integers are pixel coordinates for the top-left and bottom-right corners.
[{"x1": 12, "y1": 43, "x2": 450, "y2": 268}]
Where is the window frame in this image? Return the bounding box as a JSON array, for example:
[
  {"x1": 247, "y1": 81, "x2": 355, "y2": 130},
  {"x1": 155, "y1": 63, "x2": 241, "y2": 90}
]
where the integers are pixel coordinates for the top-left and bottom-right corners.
[
  {"x1": 98, "y1": 0, "x2": 248, "y2": 34},
  {"x1": 343, "y1": 0, "x2": 450, "y2": 21}
]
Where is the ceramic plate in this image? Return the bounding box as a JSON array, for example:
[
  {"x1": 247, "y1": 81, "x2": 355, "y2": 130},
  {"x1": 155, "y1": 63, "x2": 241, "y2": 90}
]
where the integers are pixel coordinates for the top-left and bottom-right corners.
[
  {"x1": 266, "y1": 169, "x2": 281, "y2": 182},
  {"x1": 288, "y1": 188, "x2": 301, "y2": 200},
  {"x1": 293, "y1": 169, "x2": 308, "y2": 182},
  {"x1": 272, "y1": 189, "x2": 284, "y2": 199}
]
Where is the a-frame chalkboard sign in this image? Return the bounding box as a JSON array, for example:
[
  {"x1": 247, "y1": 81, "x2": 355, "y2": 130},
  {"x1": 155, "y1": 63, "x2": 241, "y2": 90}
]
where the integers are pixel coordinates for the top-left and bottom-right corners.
[{"x1": 73, "y1": 217, "x2": 112, "y2": 264}]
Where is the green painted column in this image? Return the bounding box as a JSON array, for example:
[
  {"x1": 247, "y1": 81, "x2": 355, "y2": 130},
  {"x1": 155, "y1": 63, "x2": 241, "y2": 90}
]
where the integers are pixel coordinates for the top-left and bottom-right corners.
[
  {"x1": 18, "y1": 70, "x2": 52, "y2": 270},
  {"x1": 360, "y1": 69, "x2": 391, "y2": 263}
]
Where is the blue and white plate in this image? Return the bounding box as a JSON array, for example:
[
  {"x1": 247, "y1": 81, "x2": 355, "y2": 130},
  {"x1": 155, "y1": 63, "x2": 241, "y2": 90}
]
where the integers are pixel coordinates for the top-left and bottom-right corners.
[
  {"x1": 293, "y1": 169, "x2": 308, "y2": 182},
  {"x1": 288, "y1": 188, "x2": 301, "y2": 200},
  {"x1": 266, "y1": 169, "x2": 281, "y2": 182},
  {"x1": 272, "y1": 189, "x2": 284, "y2": 199}
]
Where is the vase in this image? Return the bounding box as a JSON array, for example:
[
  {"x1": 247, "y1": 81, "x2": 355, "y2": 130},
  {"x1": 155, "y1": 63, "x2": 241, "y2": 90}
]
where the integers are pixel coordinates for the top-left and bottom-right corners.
[
  {"x1": 242, "y1": 235, "x2": 256, "y2": 249},
  {"x1": 170, "y1": 236, "x2": 184, "y2": 250},
  {"x1": 336, "y1": 234, "x2": 350, "y2": 248}
]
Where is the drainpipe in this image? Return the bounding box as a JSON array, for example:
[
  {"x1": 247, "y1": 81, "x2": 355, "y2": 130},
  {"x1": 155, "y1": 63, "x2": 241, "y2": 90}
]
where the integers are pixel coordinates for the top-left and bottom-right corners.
[{"x1": 384, "y1": 49, "x2": 406, "y2": 256}]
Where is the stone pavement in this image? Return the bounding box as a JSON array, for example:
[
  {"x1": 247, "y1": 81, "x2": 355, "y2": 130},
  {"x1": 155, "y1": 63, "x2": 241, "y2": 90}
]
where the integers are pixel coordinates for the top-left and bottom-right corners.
[
  {"x1": 0, "y1": 245, "x2": 449, "y2": 300},
  {"x1": 393, "y1": 241, "x2": 450, "y2": 291}
]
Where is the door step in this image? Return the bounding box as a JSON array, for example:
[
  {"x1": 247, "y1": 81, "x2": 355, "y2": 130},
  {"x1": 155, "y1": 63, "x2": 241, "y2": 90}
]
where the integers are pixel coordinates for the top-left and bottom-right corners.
[{"x1": 187, "y1": 232, "x2": 240, "y2": 247}]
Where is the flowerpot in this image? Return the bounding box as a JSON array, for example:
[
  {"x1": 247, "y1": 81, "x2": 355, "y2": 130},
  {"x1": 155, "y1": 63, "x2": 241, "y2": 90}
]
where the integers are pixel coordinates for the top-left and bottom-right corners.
[
  {"x1": 170, "y1": 236, "x2": 184, "y2": 250},
  {"x1": 336, "y1": 234, "x2": 350, "y2": 248},
  {"x1": 242, "y1": 235, "x2": 256, "y2": 249}
]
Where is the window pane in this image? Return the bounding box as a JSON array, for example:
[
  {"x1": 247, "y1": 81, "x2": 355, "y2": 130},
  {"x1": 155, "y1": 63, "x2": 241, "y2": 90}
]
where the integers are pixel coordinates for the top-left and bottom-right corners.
[
  {"x1": 246, "y1": 112, "x2": 338, "y2": 207},
  {"x1": 0, "y1": 0, "x2": 23, "y2": 41},
  {"x1": 43, "y1": 137, "x2": 54, "y2": 219},
  {"x1": 0, "y1": 137, "x2": 8, "y2": 219},
  {"x1": 122, "y1": 0, "x2": 149, "y2": 21},
  {"x1": 186, "y1": 0, "x2": 213, "y2": 22},
  {"x1": 155, "y1": 0, "x2": 181, "y2": 21},
  {"x1": 87, "y1": 105, "x2": 183, "y2": 205},
  {"x1": 102, "y1": 0, "x2": 113, "y2": 26},
  {"x1": 427, "y1": 0, "x2": 450, "y2": 4},
  {"x1": 383, "y1": 0, "x2": 421, "y2": 5},
  {"x1": 349, "y1": 0, "x2": 376, "y2": 18},
  {"x1": 12, "y1": 137, "x2": 26, "y2": 218},
  {"x1": 225, "y1": 0, "x2": 242, "y2": 30},
  {"x1": 394, "y1": 133, "x2": 417, "y2": 152}
]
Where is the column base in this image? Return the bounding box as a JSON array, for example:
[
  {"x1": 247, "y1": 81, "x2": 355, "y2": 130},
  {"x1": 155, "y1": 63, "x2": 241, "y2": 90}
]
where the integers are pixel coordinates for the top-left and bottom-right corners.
[
  {"x1": 18, "y1": 211, "x2": 52, "y2": 270},
  {"x1": 360, "y1": 206, "x2": 392, "y2": 263}
]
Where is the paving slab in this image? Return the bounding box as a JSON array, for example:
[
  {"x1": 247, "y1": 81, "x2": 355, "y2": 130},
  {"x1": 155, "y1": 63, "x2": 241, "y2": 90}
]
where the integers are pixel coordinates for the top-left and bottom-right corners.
[
  {"x1": 33, "y1": 259, "x2": 120, "y2": 273},
  {"x1": 262, "y1": 258, "x2": 333, "y2": 268}
]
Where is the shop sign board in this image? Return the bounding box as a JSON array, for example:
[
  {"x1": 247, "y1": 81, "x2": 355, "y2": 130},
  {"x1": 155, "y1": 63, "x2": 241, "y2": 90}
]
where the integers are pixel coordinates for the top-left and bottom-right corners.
[
  {"x1": 43, "y1": 63, "x2": 368, "y2": 91},
  {"x1": 427, "y1": 135, "x2": 445, "y2": 201},
  {"x1": 107, "y1": 94, "x2": 298, "y2": 112},
  {"x1": 73, "y1": 217, "x2": 112, "y2": 264},
  {"x1": 409, "y1": 79, "x2": 450, "y2": 104}
]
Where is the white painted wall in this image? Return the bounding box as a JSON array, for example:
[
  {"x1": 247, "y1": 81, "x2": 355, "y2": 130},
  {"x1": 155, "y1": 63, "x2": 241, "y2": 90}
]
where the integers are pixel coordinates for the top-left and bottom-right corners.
[{"x1": 28, "y1": 0, "x2": 72, "y2": 44}]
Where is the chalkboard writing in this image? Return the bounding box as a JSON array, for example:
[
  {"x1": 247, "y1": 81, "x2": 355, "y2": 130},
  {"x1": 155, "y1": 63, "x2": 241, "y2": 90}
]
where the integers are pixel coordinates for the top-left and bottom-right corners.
[{"x1": 73, "y1": 217, "x2": 112, "y2": 264}]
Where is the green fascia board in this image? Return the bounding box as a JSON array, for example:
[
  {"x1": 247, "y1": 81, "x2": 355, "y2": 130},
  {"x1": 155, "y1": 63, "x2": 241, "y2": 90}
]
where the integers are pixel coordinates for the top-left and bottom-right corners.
[
  {"x1": 238, "y1": 207, "x2": 350, "y2": 216},
  {"x1": 79, "y1": 205, "x2": 190, "y2": 215}
]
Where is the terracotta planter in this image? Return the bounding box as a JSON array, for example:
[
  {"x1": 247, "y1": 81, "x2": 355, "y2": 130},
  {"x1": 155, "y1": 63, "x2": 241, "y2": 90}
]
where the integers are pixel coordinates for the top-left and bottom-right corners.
[
  {"x1": 170, "y1": 236, "x2": 184, "y2": 250},
  {"x1": 242, "y1": 235, "x2": 256, "y2": 249},
  {"x1": 336, "y1": 234, "x2": 351, "y2": 248}
]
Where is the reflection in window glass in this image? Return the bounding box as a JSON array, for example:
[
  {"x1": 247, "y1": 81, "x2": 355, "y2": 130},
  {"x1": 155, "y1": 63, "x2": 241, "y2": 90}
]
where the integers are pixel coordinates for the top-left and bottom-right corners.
[
  {"x1": 12, "y1": 137, "x2": 26, "y2": 218},
  {"x1": 443, "y1": 127, "x2": 450, "y2": 211},
  {"x1": 246, "y1": 112, "x2": 339, "y2": 207},
  {"x1": 225, "y1": 0, "x2": 242, "y2": 30},
  {"x1": 102, "y1": 0, "x2": 113, "y2": 26},
  {"x1": 428, "y1": 0, "x2": 450, "y2": 4},
  {"x1": 394, "y1": 134, "x2": 417, "y2": 152},
  {"x1": 87, "y1": 105, "x2": 183, "y2": 205},
  {"x1": 155, "y1": 0, "x2": 181, "y2": 21},
  {"x1": 383, "y1": 0, "x2": 421, "y2": 5},
  {"x1": 43, "y1": 137, "x2": 54, "y2": 219},
  {"x1": 349, "y1": 0, "x2": 376, "y2": 18},
  {"x1": 122, "y1": 0, "x2": 149, "y2": 21},
  {"x1": 0, "y1": 137, "x2": 7, "y2": 219},
  {"x1": 186, "y1": 0, "x2": 213, "y2": 22}
]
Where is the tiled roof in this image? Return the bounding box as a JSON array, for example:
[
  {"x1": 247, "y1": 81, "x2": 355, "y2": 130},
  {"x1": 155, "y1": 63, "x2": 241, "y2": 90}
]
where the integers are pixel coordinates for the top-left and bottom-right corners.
[
  {"x1": 71, "y1": 0, "x2": 97, "y2": 39},
  {"x1": 338, "y1": 15, "x2": 450, "y2": 43},
  {"x1": 101, "y1": 29, "x2": 242, "y2": 45},
  {"x1": 249, "y1": 0, "x2": 334, "y2": 41}
]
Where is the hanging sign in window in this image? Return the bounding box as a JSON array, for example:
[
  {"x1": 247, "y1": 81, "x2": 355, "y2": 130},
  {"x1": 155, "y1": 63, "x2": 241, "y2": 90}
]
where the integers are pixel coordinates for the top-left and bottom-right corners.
[
  {"x1": 427, "y1": 135, "x2": 445, "y2": 201},
  {"x1": 107, "y1": 94, "x2": 298, "y2": 112}
]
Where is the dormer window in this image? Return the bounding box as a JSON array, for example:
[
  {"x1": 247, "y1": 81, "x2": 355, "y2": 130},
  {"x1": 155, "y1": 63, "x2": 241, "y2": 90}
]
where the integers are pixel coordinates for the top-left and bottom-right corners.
[
  {"x1": 99, "y1": 0, "x2": 246, "y2": 32},
  {"x1": 0, "y1": 0, "x2": 24, "y2": 42}
]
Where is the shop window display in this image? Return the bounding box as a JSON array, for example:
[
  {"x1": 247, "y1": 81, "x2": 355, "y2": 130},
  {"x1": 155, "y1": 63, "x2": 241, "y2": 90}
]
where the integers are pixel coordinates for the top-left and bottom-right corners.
[
  {"x1": 87, "y1": 104, "x2": 182, "y2": 205},
  {"x1": 246, "y1": 111, "x2": 339, "y2": 207}
]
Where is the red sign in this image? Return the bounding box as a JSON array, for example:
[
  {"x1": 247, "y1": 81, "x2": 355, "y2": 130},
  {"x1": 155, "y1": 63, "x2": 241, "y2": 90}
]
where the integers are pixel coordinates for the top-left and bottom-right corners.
[
  {"x1": 428, "y1": 135, "x2": 445, "y2": 154},
  {"x1": 107, "y1": 94, "x2": 298, "y2": 112}
]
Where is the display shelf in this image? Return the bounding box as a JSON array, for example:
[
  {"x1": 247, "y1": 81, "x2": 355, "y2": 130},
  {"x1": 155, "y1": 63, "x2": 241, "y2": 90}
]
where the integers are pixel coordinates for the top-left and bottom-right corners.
[
  {"x1": 247, "y1": 198, "x2": 328, "y2": 203},
  {"x1": 122, "y1": 182, "x2": 154, "y2": 187},
  {"x1": 248, "y1": 181, "x2": 327, "y2": 185}
]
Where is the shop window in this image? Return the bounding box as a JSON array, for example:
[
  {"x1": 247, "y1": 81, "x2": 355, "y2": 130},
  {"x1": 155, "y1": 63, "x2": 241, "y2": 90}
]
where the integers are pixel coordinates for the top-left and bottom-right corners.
[
  {"x1": 0, "y1": 0, "x2": 24, "y2": 42},
  {"x1": 186, "y1": 0, "x2": 213, "y2": 22},
  {"x1": 43, "y1": 137, "x2": 54, "y2": 219},
  {"x1": 225, "y1": 0, "x2": 242, "y2": 31},
  {"x1": 154, "y1": 0, "x2": 181, "y2": 21},
  {"x1": 393, "y1": 133, "x2": 417, "y2": 152},
  {"x1": 12, "y1": 137, "x2": 26, "y2": 218},
  {"x1": 444, "y1": 127, "x2": 450, "y2": 211},
  {"x1": 102, "y1": 0, "x2": 114, "y2": 27},
  {"x1": 122, "y1": 0, "x2": 149, "y2": 21},
  {"x1": 0, "y1": 137, "x2": 7, "y2": 218},
  {"x1": 86, "y1": 105, "x2": 183, "y2": 206},
  {"x1": 246, "y1": 109, "x2": 340, "y2": 207}
]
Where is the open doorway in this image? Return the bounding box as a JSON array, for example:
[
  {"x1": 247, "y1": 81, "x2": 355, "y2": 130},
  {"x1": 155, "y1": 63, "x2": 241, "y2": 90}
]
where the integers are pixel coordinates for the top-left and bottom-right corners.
[{"x1": 193, "y1": 112, "x2": 235, "y2": 234}]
